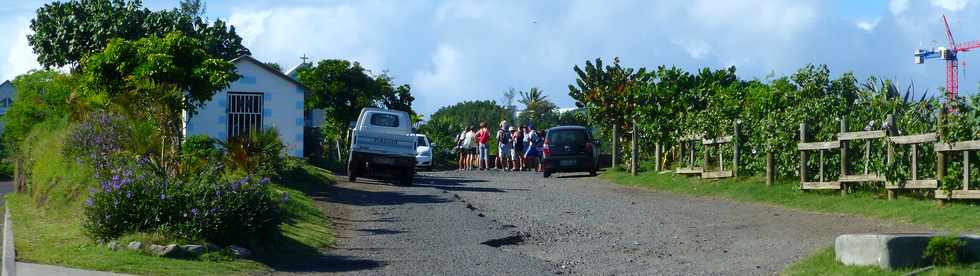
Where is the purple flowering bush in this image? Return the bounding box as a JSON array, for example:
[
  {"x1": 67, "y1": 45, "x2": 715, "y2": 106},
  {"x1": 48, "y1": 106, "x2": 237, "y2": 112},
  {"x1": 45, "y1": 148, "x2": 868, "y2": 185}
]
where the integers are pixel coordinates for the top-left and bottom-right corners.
[{"x1": 83, "y1": 159, "x2": 283, "y2": 245}]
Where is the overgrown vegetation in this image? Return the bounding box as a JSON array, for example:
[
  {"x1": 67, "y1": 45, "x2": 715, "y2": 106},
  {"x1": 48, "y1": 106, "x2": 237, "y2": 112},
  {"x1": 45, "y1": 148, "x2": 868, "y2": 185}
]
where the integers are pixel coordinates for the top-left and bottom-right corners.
[
  {"x1": 923, "y1": 235, "x2": 966, "y2": 266},
  {"x1": 567, "y1": 57, "x2": 980, "y2": 193}
]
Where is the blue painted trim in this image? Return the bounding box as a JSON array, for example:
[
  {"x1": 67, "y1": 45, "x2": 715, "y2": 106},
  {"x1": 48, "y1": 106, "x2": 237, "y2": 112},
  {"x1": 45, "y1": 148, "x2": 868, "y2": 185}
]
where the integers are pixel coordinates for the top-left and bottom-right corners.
[
  {"x1": 262, "y1": 109, "x2": 271, "y2": 117},
  {"x1": 290, "y1": 149, "x2": 303, "y2": 157},
  {"x1": 295, "y1": 118, "x2": 304, "y2": 126},
  {"x1": 262, "y1": 93, "x2": 271, "y2": 101},
  {"x1": 296, "y1": 133, "x2": 304, "y2": 141},
  {"x1": 217, "y1": 115, "x2": 226, "y2": 124},
  {"x1": 239, "y1": 75, "x2": 256, "y2": 84},
  {"x1": 217, "y1": 131, "x2": 227, "y2": 140},
  {"x1": 218, "y1": 98, "x2": 227, "y2": 109},
  {"x1": 296, "y1": 86, "x2": 305, "y2": 94},
  {"x1": 295, "y1": 100, "x2": 304, "y2": 109}
]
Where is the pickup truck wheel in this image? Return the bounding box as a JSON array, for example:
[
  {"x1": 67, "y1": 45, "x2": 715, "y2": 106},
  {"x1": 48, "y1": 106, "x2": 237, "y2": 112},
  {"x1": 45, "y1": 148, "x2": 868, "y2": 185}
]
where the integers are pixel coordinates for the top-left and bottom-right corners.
[
  {"x1": 543, "y1": 171, "x2": 552, "y2": 178},
  {"x1": 347, "y1": 161, "x2": 359, "y2": 182},
  {"x1": 398, "y1": 169, "x2": 414, "y2": 186}
]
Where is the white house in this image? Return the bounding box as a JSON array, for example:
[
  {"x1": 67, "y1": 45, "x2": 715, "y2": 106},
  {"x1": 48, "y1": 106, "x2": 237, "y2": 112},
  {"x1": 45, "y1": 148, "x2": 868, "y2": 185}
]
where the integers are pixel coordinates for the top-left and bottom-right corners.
[
  {"x1": 286, "y1": 62, "x2": 326, "y2": 129},
  {"x1": 184, "y1": 55, "x2": 307, "y2": 157},
  {"x1": 0, "y1": 80, "x2": 15, "y2": 133}
]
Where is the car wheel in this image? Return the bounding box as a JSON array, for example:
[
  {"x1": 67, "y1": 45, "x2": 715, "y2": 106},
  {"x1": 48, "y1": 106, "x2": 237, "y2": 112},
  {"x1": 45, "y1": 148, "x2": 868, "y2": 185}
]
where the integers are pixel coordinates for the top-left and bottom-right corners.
[
  {"x1": 543, "y1": 171, "x2": 552, "y2": 178},
  {"x1": 347, "y1": 160, "x2": 359, "y2": 182},
  {"x1": 589, "y1": 169, "x2": 598, "y2": 176}
]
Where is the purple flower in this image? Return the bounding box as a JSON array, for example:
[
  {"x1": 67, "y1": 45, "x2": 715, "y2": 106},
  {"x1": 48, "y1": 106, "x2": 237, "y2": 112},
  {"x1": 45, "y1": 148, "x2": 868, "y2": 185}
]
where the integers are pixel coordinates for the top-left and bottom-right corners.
[
  {"x1": 85, "y1": 197, "x2": 93, "y2": 206},
  {"x1": 259, "y1": 177, "x2": 270, "y2": 185},
  {"x1": 282, "y1": 192, "x2": 290, "y2": 203},
  {"x1": 126, "y1": 191, "x2": 132, "y2": 199},
  {"x1": 191, "y1": 208, "x2": 199, "y2": 216},
  {"x1": 160, "y1": 194, "x2": 166, "y2": 200}
]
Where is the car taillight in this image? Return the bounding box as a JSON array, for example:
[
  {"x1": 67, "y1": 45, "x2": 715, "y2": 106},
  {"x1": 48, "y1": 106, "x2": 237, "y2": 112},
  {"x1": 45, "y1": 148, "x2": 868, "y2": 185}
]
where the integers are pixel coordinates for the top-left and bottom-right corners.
[
  {"x1": 584, "y1": 142, "x2": 593, "y2": 153},
  {"x1": 543, "y1": 140, "x2": 551, "y2": 157}
]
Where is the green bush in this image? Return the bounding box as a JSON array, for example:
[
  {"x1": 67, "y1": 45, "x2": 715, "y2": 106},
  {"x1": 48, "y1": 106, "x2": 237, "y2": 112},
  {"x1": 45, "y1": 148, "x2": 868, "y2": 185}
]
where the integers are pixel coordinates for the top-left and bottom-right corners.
[
  {"x1": 923, "y1": 235, "x2": 966, "y2": 266},
  {"x1": 220, "y1": 128, "x2": 286, "y2": 177},
  {"x1": 83, "y1": 159, "x2": 284, "y2": 246}
]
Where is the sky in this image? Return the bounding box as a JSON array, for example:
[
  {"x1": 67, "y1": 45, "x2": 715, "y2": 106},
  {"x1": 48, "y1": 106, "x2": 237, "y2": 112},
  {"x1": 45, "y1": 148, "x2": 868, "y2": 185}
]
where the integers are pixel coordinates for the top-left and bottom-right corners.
[{"x1": 1, "y1": 0, "x2": 980, "y2": 117}]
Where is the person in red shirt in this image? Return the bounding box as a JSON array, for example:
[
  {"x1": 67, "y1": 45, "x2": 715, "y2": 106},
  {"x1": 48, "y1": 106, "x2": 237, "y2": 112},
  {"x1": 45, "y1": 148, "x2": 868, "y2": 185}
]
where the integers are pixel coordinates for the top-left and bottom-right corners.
[{"x1": 476, "y1": 122, "x2": 491, "y2": 170}]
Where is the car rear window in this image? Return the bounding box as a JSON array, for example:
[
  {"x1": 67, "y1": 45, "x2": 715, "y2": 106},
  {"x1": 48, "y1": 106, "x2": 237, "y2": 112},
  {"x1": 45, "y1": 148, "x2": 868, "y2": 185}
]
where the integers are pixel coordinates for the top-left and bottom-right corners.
[
  {"x1": 370, "y1": 113, "x2": 400, "y2": 127},
  {"x1": 548, "y1": 130, "x2": 588, "y2": 145},
  {"x1": 416, "y1": 136, "x2": 428, "y2": 147}
]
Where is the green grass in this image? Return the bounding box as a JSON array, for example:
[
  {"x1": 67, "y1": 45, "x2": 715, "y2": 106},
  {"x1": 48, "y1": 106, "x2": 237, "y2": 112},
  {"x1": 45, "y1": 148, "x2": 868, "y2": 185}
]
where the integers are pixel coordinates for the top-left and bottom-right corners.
[
  {"x1": 7, "y1": 194, "x2": 266, "y2": 275},
  {"x1": 783, "y1": 247, "x2": 979, "y2": 275},
  {"x1": 7, "y1": 162, "x2": 337, "y2": 275},
  {"x1": 9, "y1": 122, "x2": 337, "y2": 275},
  {"x1": 603, "y1": 164, "x2": 980, "y2": 275},
  {"x1": 604, "y1": 167, "x2": 980, "y2": 233}
]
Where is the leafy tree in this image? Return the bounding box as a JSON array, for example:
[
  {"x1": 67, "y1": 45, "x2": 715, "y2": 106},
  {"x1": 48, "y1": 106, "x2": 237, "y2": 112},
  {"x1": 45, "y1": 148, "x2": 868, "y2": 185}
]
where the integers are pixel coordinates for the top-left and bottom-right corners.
[
  {"x1": 179, "y1": 0, "x2": 205, "y2": 17},
  {"x1": 417, "y1": 100, "x2": 512, "y2": 168},
  {"x1": 80, "y1": 32, "x2": 240, "y2": 172},
  {"x1": 29, "y1": 0, "x2": 249, "y2": 68},
  {"x1": 569, "y1": 57, "x2": 651, "y2": 166},
  {"x1": 517, "y1": 87, "x2": 558, "y2": 129},
  {"x1": 296, "y1": 59, "x2": 415, "y2": 160},
  {"x1": 2, "y1": 71, "x2": 76, "y2": 154}
]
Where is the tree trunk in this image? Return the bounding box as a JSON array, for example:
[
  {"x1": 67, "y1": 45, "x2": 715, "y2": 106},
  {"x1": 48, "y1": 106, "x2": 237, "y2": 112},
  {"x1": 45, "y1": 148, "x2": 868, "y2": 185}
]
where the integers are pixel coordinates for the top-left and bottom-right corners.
[{"x1": 631, "y1": 120, "x2": 638, "y2": 176}]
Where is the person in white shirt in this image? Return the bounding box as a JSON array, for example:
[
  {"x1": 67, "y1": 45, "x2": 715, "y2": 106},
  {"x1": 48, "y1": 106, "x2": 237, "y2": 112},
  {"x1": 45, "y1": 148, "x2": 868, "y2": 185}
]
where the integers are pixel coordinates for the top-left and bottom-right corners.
[{"x1": 463, "y1": 126, "x2": 477, "y2": 170}]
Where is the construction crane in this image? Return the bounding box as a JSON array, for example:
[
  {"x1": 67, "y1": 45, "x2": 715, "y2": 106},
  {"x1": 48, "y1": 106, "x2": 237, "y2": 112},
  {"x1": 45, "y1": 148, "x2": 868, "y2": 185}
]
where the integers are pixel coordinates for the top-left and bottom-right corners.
[{"x1": 914, "y1": 14, "x2": 980, "y2": 104}]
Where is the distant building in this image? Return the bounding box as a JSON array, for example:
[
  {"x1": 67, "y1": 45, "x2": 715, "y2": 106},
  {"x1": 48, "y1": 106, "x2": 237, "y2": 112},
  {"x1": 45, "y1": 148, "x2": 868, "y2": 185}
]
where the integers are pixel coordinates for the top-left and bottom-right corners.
[
  {"x1": 184, "y1": 55, "x2": 307, "y2": 157},
  {"x1": 0, "y1": 80, "x2": 15, "y2": 133}
]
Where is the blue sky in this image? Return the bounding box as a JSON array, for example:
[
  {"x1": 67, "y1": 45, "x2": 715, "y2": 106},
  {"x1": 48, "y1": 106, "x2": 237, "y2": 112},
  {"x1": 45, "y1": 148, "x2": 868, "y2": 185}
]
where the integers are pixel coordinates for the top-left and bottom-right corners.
[{"x1": 1, "y1": 0, "x2": 979, "y2": 116}]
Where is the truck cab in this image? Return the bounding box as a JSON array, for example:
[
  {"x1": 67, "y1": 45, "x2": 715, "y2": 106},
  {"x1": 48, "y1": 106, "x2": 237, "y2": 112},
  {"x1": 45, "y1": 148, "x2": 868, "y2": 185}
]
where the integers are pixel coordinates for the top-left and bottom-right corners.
[{"x1": 348, "y1": 108, "x2": 417, "y2": 185}]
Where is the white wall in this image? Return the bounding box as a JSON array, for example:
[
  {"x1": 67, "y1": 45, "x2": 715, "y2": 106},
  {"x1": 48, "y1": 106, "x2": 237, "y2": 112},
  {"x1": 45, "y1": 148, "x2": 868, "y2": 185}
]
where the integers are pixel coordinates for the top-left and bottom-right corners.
[{"x1": 186, "y1": 59, "x2": 306, "y2": 157}]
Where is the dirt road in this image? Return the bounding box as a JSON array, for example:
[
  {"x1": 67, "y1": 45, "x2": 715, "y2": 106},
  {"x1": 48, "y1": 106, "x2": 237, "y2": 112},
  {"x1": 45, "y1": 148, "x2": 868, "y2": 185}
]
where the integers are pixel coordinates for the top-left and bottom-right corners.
[{"x1": 275, "y1": 170, "x2": 923, "y2": 275}]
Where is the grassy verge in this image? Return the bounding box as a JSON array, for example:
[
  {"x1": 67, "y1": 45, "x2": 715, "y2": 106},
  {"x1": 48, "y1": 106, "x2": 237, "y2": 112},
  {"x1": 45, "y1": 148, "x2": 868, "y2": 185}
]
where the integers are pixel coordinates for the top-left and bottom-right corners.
[
  {"x1": 7, "y1": 162, "x2": 336, "y2": 275},
  {"x1": 603, "y1": 167, "x2": 980, "y2": 232},
  {"x1": 783, "y1": 247, "x2": 980, "y2": 275},
  {"x1": 603, "y1": 165, "x2": 980, "y2": 275}
]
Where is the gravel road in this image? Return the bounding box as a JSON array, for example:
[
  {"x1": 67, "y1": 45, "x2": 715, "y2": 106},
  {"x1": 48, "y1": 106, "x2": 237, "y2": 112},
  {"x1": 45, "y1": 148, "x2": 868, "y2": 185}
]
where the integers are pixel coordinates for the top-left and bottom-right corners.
[{"x1": 275, "y1": 170, "x2": 925, "y2": 275}]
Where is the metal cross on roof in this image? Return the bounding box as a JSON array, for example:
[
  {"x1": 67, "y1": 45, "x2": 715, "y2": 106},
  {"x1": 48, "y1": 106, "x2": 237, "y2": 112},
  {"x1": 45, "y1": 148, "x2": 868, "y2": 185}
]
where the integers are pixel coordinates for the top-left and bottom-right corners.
[{"x1": 300, "y1": 54, "x2": 309, "y2": 64}]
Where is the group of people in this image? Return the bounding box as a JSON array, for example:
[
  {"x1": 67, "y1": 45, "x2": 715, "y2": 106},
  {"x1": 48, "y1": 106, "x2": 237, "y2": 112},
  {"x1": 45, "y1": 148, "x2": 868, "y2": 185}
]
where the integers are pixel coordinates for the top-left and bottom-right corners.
[{"x1": 456, "y1": 120, "x2": 545, "y2": 172}]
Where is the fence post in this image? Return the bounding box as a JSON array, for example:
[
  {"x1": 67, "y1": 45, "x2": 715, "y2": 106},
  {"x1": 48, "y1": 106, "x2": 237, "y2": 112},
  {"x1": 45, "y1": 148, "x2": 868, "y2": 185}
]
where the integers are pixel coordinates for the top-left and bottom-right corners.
[
  {"x1": 733, "y1": 121, "x2": 740, "y2": 177},
  {"x1": 654, "y1": 142, "x2": 662, "y2": 171},
  {"x1": 612, "y1": 123, "x2": 620, "y2": 169},
  {"x1": 937, "y1": 108, "x2": 946, "y2": 207},
  {"x1": 631, "y1": 120, "x2": 638, "y2": 176},
  {"x1": 840, "y1": 118, "x2": 848, "y2": 196},
  {"x1": 766, "y1": 150, "x2": 774, "y2": 186},
  {"x1": 800, "y1": 123, "x2": 807, "y2": 190},
  {"x1": 886, "y1": 114, "x2": 895, "y2": 200}
]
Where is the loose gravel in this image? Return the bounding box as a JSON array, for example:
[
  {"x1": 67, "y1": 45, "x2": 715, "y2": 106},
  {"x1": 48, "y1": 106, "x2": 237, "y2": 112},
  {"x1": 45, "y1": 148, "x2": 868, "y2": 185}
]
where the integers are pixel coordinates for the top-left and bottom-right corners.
[{"x1": 275, "y1": 170, "x2": 926, "y2": 275}]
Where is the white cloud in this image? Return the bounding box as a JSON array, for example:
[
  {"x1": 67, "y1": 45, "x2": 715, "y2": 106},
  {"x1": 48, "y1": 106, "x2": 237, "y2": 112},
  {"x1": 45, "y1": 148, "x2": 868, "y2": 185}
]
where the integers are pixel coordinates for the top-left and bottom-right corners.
[
  {"x1": 411, "y1": 44, "x2": 481, "y2": 111},
  {"x1": 670, "y1": 39, "x2": 712, "y2": 59},
  {"x1": 856, "y1": 18, "x2": 880, "y2": 32},
  {"x1": 931, "y1": 0, "x2": 969, "y2": 11},
  {"x1": 890, "y1": 0, "x2": 910, "y2": 15},
  {"x1": 0, "y1": 18, "x2": 39, "y2": 81}
]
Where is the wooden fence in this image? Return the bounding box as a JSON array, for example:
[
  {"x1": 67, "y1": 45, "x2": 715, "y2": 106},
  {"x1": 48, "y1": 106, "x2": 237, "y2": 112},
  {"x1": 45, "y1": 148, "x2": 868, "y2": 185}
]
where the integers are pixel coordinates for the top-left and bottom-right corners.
[{"x1": 672, "y1": 122, "x2": 740, "y2": 179}]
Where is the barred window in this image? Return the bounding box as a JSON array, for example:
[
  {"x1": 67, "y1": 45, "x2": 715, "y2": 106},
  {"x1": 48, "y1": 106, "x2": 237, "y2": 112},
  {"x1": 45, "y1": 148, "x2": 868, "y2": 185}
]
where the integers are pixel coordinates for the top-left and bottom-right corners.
[{"x1": 227, "y1": 92, "x2": 263, "y2": 139}]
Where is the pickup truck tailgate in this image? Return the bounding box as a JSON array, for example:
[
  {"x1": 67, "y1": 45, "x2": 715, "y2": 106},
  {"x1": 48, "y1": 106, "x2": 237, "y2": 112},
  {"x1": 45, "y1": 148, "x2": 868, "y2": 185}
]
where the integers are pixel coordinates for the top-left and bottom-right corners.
[{"x1": 353, "y1": 131, "x2": 416, "y2": 158}]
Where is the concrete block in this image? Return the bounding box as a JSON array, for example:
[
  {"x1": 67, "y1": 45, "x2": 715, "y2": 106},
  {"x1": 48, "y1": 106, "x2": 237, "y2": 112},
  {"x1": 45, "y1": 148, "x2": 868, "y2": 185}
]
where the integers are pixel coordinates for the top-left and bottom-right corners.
[{"x1": 835, "y1": 233, "x2": 980, "y2": 270}]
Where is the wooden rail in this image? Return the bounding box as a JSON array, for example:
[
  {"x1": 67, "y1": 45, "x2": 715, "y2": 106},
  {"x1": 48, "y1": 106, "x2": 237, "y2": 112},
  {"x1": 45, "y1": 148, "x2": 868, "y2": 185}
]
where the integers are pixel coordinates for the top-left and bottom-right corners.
[{"x1": 673, "y1": 122, "x2": 741, "y2": 179}]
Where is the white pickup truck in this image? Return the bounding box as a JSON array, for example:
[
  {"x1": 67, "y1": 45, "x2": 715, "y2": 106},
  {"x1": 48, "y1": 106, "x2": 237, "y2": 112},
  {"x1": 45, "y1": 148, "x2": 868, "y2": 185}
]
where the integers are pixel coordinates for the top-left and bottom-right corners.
[{"x1": 347, "y1": 108, "x2": 417, "y2": 185}]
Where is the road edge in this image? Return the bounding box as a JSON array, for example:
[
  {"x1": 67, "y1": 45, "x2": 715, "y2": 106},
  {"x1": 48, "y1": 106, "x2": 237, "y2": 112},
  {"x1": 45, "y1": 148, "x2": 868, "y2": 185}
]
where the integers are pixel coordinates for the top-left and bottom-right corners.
[{"x1": 3, "y1": 199, "x2": 14, "y2": 276}]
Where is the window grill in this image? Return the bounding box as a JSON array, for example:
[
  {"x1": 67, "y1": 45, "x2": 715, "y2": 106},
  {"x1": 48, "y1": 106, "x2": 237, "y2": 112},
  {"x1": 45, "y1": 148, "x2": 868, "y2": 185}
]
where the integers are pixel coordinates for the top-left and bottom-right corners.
[{"x1": 227, "y1": 92, "x2": 263, "y2": 139}]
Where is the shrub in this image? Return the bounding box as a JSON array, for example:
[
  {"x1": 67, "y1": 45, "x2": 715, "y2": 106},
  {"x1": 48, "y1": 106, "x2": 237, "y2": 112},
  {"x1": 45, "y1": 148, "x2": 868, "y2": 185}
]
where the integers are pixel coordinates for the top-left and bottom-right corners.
[
  {"x1": 220, "y1": 128, "x2": 286, "y2": 177},
  {"x1": 64, "y1": 112, "x2": 135, "y2": 179},
  {"x1": 923, "y1": 235, "x2": 965, "y2": 266},
  {"x1": 83, "y1": 158, "x2": 284, "y2": 246}
]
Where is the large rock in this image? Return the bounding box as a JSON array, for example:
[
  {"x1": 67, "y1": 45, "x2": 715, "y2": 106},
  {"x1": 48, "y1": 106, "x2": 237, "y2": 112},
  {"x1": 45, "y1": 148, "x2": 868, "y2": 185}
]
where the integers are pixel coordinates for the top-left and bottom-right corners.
[
  {"x1": 227, "y1": 245, "x2": 252, "y2": 258},
  {"x1": 127, "y1": 241, "x2": 143, "y2": 251},
  {"x1": 835, "y1": 234, "x2": 980, "y2": 270},
  {"x1": 107, "y1": 241, "x2": 121, "y2": 251},
  {"x1": 180, "y1": 244, "x2": 205, "y2": 255},
  {"x1": 147, "y1": 244, "x2": 181, "y2": 257}
]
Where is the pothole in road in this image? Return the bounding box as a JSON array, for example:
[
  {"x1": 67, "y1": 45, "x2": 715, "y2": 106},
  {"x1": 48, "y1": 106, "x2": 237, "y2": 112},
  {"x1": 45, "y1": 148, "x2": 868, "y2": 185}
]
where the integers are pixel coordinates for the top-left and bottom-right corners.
[{"x1": 481, "y1": 232, "x2": 530, "y2": 247}]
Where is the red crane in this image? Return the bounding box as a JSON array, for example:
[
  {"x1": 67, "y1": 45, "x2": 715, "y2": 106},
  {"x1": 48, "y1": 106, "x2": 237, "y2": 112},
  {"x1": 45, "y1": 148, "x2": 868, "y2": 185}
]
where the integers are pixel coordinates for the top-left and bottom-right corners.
[{"x1": 914, "y1": 15, "x2": 980, "y2": 103}]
